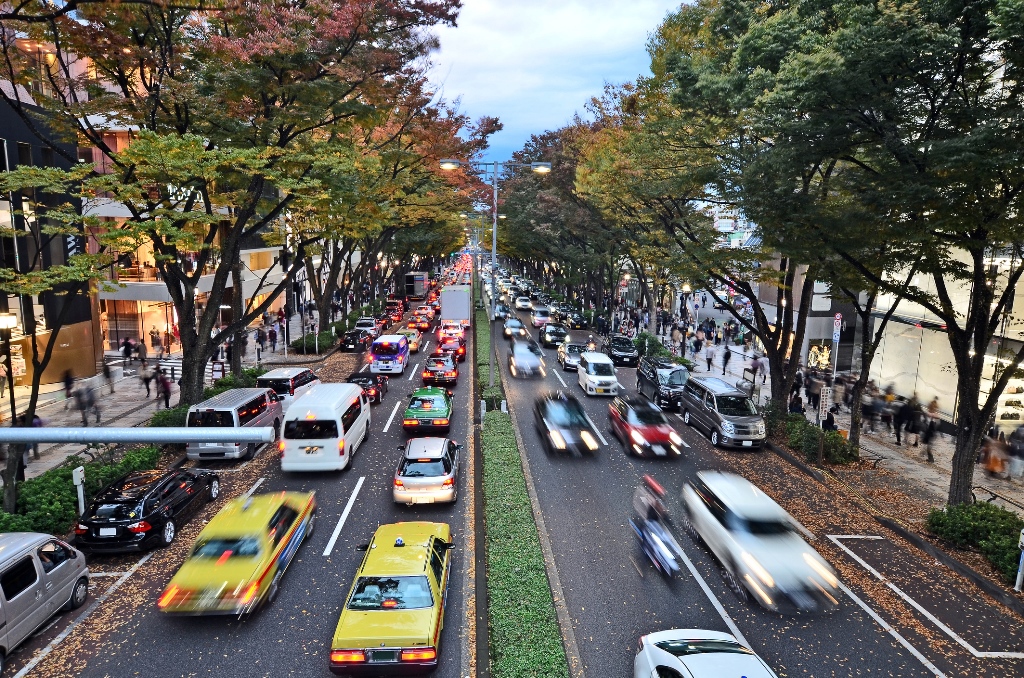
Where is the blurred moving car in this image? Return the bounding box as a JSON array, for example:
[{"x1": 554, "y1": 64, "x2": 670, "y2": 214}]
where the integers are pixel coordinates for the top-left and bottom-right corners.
[
  {"x1": 634, "y1": 629, "x2": 779, "y2": 678},
  {"x1": 603, "y1": 333, "x2": 640, "y2": 367},
  {"x1": 340, "y1": 329, "x2": 373, "y2": 353},
  {"x1": 76, "y1": 468, "x2": 221, "y2": 553},
  {"x1": 157, "y1": 491, "x2": 316, "y2": 615},
  {"x1": 493, "y1": 303, "x2": 511, "y2": 321},
  {"x1": 533, "y1": 392, "x2": 600, "y2": 454},
  {"x1": 354, "y1": 317, "x2": 380, "y2": 338},
  {"x1": 422, "y1": 354, "x2": 459, "y2": 386},
  {"x1": 509, "y1": 339, "x2": 545, "y2": 378},
  {"x1": 609, "y1": 395, "x2": 683, "y2": 457},
  {"x1": 636, "y1": 357, "x2": 690, "y2": 411},
  {"x1": 502, "y1": 318, "x2": 528, "y2": 340},
  {"x1": 329, "y1": 522, "x2": 453, "y2": 675},
  {"x1": 397, "y1": 328, "x2": 422, "y2": 353},
  {"x1": 557, "y1": 342, "x2": 585, "y2": 371},
  {"x1": 402, "y1": 387, "x2": 454, "y2": 434},
  {"x1": 539, "y1": 323, "x2": 568, "y2": 347},
  {"x1": 530, "y1": 306, "x2": 551, "y2": 328},
  {"x1": 392, "y1": 438, "x2": 461, "y2": 505},
  {"x1": 346, "y1": 373, "x2": 389, "y2": 404},
  {"x1": 682, "y1": 471, "x2": 840, "y2": 613},
  {"x1": 514, "y1": 296, "x2": 532, "y2": 310}
]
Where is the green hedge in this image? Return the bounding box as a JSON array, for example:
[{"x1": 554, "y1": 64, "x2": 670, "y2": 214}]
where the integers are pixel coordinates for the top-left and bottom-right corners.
[
  {"x1": 289, "y1": 329, "x2": 338, "y2": 354},
  {"x1": 783, "y1": 413, "x2": 857, "y2": 464},
  {"x1": 482, "y1": 411, "x2": 569, "y2": 678},
  {"x1": 149, "y1": 405, "x2": 190, "y2": 427},
  {"x1": 0, "y1": 446, "x2": 161, "y2": 536},
  {"x1": 633, "y1": 332, "x2": 695, "y2": 370},
  {"x1": 927, "y1": 502, "x2": 1024, "y2": 583},
  {"x1": 476, "y1": 308, "x2": 504, "y2": 405}
]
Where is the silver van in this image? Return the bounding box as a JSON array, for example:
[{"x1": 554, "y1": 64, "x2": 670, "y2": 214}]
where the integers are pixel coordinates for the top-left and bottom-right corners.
[
  {"x1": 256, "y1": 367, "x2": 320, "y2": 414},
  {"x1": 186, "y1": 387, "x2": 283, "y2": 460},
  {"x1": 0, "y1": 533, "x2": 89, "y2": 671},
  {"x1": 679, "y1": 377, "x2": 766, "y2": 449}
]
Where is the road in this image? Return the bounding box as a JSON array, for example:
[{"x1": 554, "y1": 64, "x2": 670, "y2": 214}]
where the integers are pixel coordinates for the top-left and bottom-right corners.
[
  {"x1": 493, "y1": 306, "x2": 1024, "y2": 678},
  {"x1": 12, "y1": 307, "x2": 475, "y2": 678}
]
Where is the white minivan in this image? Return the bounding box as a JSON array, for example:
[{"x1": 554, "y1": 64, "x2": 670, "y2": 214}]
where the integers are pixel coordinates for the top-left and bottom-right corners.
[
  {"x1": 280, "y1": 383, "x2": 370, "y2": 472},
  {"x1": 577, "y1": 351, "x2": 619, "y2": 396},
  {"x1": 256, "y1": 367, "x2": 320, "y2": 414}
]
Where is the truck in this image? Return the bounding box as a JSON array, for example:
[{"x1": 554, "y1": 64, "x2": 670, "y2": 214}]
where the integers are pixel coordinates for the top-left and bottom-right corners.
[
  {"x1": 404, "y1": 271, "x2": 428, "y2": 300},
  {"x1": 440, "y1": 284, "x2": 472, "y2": 329}
]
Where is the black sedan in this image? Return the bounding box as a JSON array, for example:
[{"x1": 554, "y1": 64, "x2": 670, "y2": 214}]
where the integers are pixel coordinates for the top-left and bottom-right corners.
[
  {"x1": 604, "y1": 333, "x2": 640, "y2": 366},
  {"x1": 563, "y1": 312, "x2": 589, "y2": 329},
  {"x1": 422, "y1": 354, "x2": 459, "y2": 386},
  {"x1": 436, "y1": 335, "x2": 467, "y2": 362},
  {"x1": 503, "y1": 318, "x2": 528, "y2": 340},
  {"x1": 347, "y1": 373, "x2": 389, "y2": 404},
  {"x1": 340, "y1": 329, "x2": 372, "y2": 352},
  {"x1": 534, "y1": 391, "x2": 600, "y2": 455},
  {"x1": 75, "y1": 468, "x2": 220, "y2": 553},
  {"x1": 540, "y1": 323, "x2": 568, "y2": 347}
]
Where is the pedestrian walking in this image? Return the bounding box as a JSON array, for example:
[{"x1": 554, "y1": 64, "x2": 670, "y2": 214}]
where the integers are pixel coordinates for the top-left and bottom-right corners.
[
  {"x1": 0, "y1": 361, "x2": 7, "y2": 399},
  {"x1": 102, "y1": 361, "x2": 114, "y2": 394},
  {"x1": 268, "y1": 325, "x2": 278, "y2": 352},
  {"x1": 140, "y1": 360, "x2": 153, "y2": 397},
  {"x1": 721, "y1": 345, "x2": 732, "y2": 375},
  {"x1": 73, "y1": 387, "x2": 90, "y2": 426},
  {"x1": 705, "y1": 343, "x2": 717, "y2": 372},
  {"x1": 1008, "y1": 424, "x2": 1024, "y2": 481},
  {"x1": 30, "y1": 413, "x2": 42, "y2": 460},
  {"x1": 121, "y1": 336, "x2": 133, "y2": 364},
  {"x1": 63, "y1": 369, "x2": 74, "y2": 410},
  {"x1": 137, "y1": 338, "x2": 147, "y2": 363},
  {"x1": 158, "y1": 370, "x2": 172, "y2": 409}
]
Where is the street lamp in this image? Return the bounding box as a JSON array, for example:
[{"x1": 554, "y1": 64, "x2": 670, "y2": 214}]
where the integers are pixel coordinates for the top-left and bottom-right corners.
[
  {"x1": 0, "y1": 312, "x2": 18, "y2": 422},
  {"x1": 440, "y1": 158, "x2": 551, "y2": 388}
]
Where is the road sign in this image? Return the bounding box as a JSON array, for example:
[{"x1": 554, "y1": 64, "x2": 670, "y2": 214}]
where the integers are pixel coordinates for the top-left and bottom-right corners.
[
  {"x1": 832, "y1": 329, "x2": 841, "y2": 342},
  {"x1": 819, "y1": 387, "x2": 832, "y2": 421}
]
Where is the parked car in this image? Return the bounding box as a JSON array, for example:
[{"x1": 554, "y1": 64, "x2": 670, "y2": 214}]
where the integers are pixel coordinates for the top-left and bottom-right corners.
[
  {"x1": 540, "y1": 323, "x2": 568, "y2": 347},
  {"x1": 533, "y1": 391, "x2": 600, "y2": 455},
  {"x1": 185, "y1": 388, "x2": 283, "y2": 461},
  {"x1": 76, "y1": 468, "x2": 221, "y2": 552},
  {"x1": 609, "y1": 395, "x2": 683, "y2": 457},
  {"x1": 257, "y1": 367, "x2": 320, "y2": 414},
  {"x1": 603, "y1": 333, "x2": 640, "y2": 367},
  {"x1": 157, "y1": 491, "x2": 317, "y2": 615},
  {"x1": 680, "y1": 377, "x2": 766, "y2": 449},
  {"x1": 392, "y1": 438, "x2": 461, "y2": 505},
  {"x1": 347, "y1": 373, "x2": 389, "y2": 404},
  {"x1": 636, "y1": 357, "x2": 690, "y2": 411},
  {"x1": 340, "y1": 329, "x2": 373, "y2": 353},
  {"x1": 634, "y1": 629, "x2": 780, "y2": 678},
  {"x1": 557, "y1": 342, "x2": 585, "y2": 371},
  {"x1": 682, "y1": 471, "x2": 840, "y2": 613}
]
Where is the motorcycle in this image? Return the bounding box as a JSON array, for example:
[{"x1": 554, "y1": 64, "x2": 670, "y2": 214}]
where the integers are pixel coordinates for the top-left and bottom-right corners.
[{"x1": 630, "y1": 476, "x2": 685, "y2": 578}]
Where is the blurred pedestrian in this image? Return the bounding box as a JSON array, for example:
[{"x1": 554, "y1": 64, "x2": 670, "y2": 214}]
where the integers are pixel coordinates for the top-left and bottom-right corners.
[
  {"x1": 102, "y1": 361, "x2": 114, "y2": 394},
  {"x1": 137, "y1": 338, "x2": 147, "y2": 363},
  {"x1": 157, "y1": 370, "x2": 172, "y2": 409},
  {"x1": 63, "y1": 369, "x2": 74, "y2": 410},
  {"x1": 140, "y1": 360, "x2": 153, "y2": 397},
  {"x1": 0, "y1": 361, "x2": 7, "y2": 399},
  {"x1": 721, "y1": 345, "x2": 732, "y2": 375},
  {"x1": 30, "y1": 413, "x2": 42, "y2": 459},
  {"x1": 121, "y1": 336, "x2": 133, "y2": 364},
  {"x1": 73, "y1": 388, "x2": 90, "y2": 426},
  {"x1": 1008, "y1": 424, "x2": 1024, "y2": 481},
  {"x1": 268, "y1": 325, "x2": 278, "y2": 352}
]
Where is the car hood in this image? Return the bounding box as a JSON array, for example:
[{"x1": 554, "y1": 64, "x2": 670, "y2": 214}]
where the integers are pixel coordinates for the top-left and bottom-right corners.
[
  {"x1": 678, "y1": 653, "x2": 775, "y2": 678},
  {"x1": 734, "y1": 532, "x2": 836, "y2": 590},
  {"x1": 634, "y1": 424, "x2": 676, "y2": 442},
  {"x1": 609, "y1": 345, "x2": 638, "y2": 355},
  {"x1": 169, "y1": 556, "x2": 263, "y2": 592},
  {"x1": 333, "y1": 608, "x2": 437, "y2": 648}
]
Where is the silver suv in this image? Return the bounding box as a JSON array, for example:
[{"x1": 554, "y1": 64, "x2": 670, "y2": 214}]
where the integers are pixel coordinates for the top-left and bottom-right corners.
[{"x1": 679, "y1": 377, "x2": 765, "y2": 448}]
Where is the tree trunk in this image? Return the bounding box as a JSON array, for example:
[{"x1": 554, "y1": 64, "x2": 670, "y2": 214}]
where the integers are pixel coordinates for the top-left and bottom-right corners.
[
  {"x1": 949, "y1": 393, "x2": 984, "y2": 505},
  {"x1": 230, "y1": 261, "x2": 244, "y2": 375},
  {"x1": 3, "y1": 444, "x2": 22, "y2": 513},
  {"x1": 180, "y1": 349, "x2": 209, "y2": 405}
]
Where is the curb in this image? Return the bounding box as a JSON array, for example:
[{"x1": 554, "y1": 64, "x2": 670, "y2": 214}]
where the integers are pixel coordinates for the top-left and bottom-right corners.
[
  {"x1": 874, "y1": 515, "x2": 1024, "y2": 620},
  {"x1": 470, "y1": 298, "x2": 488, "y2": 678},
  {"x1": 765, "y1": 441, "x2": 826, "y2": 483}
]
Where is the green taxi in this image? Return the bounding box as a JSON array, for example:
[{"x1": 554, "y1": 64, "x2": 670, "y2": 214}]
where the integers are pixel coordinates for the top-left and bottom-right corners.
[
  {"x1": 156, "y1": 491, "x2": 316, "y2": 616},
  {"x1": 401, "y1": 387, "x2": 453, "y2": 434},
  {"x1": 330, "y1": 522, "x2": 453, "y2": 675}
]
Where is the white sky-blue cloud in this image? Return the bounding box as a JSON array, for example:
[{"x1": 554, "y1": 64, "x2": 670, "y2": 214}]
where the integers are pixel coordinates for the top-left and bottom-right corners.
[{"x1": 430, "y1": 1, "x2": 681, "y2": 161}]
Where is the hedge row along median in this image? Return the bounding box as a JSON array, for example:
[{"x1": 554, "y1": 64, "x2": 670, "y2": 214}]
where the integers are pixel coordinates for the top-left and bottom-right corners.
[
  {"x1": 926, "y1": 501, "x2": 1024, "y2": 583},
  {"x1": 475, "y1": 308, "x2": 503, "y2": 406},
  {"x1": 482, "y1": 410, "x2": 569, "y2": 678}
]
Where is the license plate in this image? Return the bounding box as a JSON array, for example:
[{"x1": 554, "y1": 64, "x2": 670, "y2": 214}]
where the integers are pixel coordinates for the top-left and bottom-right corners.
[
  {"x1": 742, "y1": 440, "x2": 753, "y2": 447},
  {"x1": 371, "y1": 650, "x2": 398, "y2": 663},
  {"x1": 99, "y1": 527, "x2": 117, "y2": 537},
  {"x1": 653, "y1": 446, "x2": 666, "y2": 456},
  {"x1": 596, "y1": 388, "x2": 605, "y2": 393},
  {"x1": 304, "y1": 446, "x2": 321, "y2": 454},
  {"x1": 412, "y1": 496, "x2": 435, "y2": 504}
]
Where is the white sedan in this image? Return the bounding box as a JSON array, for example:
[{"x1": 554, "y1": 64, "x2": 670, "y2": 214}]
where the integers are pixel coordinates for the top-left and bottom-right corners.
[
  {"x1": 354, "y1": 317, "x2": 380, "y2": 338},
  {"x1": 514, "y1": 296, "x2": 532, "y2": 310},
  {"x1": 634, "y1": 629, "x2": 779, "y2": 678}
]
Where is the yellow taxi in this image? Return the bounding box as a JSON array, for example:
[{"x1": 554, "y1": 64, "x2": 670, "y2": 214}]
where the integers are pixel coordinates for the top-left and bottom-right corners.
[
  {"x1": 156, "y1": 491, "x2": 316, "y2": 616},
  {"x1": 330, "y1": 522, "x2": 453, "y2": 675},
  {"x1": 397, "y1": 328, "x2": 423, "y2": 353}
]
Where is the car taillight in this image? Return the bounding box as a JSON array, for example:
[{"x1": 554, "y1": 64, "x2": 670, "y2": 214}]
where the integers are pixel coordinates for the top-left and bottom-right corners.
[
  {"x1": 403, "y1": 419, "x2": 419, "y2": 426},
  {"x1": 239, "y1": 582, "x2": 260, "y2": 605},
  {"x1": 401, "y1": 647, "x2": 437, "y2": 662},
  {"x1": 368, "y1": 388, "x2": 376, "y2": 395},
  {"x1": 331, "y1": 650, "x2": 367, "y2": 664},
  {"x1": 423, "y1": 371, "x2": 431, "y2": 378},
  {"x1": 277, "y1": 440, "x2": 285, "y2": 452},
  {"x1": 75, "y1": 523, "x2": 88, "y2": 535},
  {"x1": 157, "y1": 586, "x2": 179, "y2": 608},
  {"x1": 432, "y1": 419, "x2": 449, "y2": 426},
  {"x1": 442, "y1": 477, "x2": 454, "y2": 488},
  {"x1": 394, "y1": 478, "x2": 404, "y2": 487},
  {"x1": 446, "y1": 371, "x2": 456, "y2": 377},
  {"x1": 127, "y1": 521, "x2": 152, "y2": 533},
  {"x1": 339, "y1": 440, "x2": 345, "y2": 456}
]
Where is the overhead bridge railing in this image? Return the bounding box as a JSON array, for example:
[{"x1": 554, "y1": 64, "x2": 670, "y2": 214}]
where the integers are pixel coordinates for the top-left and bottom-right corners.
[{"x1": 0, "y1": 427, "x2": 276, "y2": 445}]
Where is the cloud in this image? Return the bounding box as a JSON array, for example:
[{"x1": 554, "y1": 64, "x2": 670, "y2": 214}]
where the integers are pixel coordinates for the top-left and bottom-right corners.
[{"x1": 430, "y1": 0, "x2": 680, "y2": 160}]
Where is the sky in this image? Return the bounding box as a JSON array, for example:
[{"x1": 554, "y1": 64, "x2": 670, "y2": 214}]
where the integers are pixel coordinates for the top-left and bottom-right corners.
[{"x1": 430, "y1": 0, "x2": 682, "y2": 161}]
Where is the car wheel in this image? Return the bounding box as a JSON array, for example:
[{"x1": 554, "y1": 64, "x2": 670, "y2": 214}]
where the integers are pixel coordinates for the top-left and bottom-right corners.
[
  {"x1": 161, "y1": 520, "x2": 176, "y2": 546},
  {"x1": 724, "y1": 559, "x2": 750, "y2": 602},
  {"x1": 710, "y1": 430, "x2": 721, "y2": 447},
  {"x1": 208, "y1": 479, "x2": 220, "y2": 501},
  {"x1": 244, "y1": 442, "x2": 256, "y2": 460},
  {"x1": 273, "y1": 419, "x2": 281, "y2": 441},
  {"x1": 682, "y1": 410, "x2": 692, "y2": 426},
  {"x1": 267, "y1": 574, "x2": 282, "y2": 605},
  {"x1": 63, "y1": 576, "x2": 89, "y2": 611},
  {"x1": 305, "y1": 511, "x2": 317, "y2": 540}
]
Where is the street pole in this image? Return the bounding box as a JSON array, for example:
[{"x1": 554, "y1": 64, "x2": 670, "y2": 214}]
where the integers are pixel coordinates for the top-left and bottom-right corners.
[
  {"x1": 489, "y1": 161, "x2": 499, "y2": 389},
  {"x1": 1, "y1": 327, "x2": 16, "y2": 423}
]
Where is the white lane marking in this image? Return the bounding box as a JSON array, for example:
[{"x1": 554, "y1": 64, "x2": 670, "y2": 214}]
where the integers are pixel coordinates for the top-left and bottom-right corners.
[
  {"x1": 244, "y1": 477, "x2": 265, "y2": 497},
  {"x1": 581, "y1": 412, "x2": 608, "y2": 446},
  {"x1": 408, "y1": 363, "x2": 420, "y2": 380},
  {"x1": 674, "y1": 544, "x2": 748, "y2": 646},
  {"x1": 359, "y1": 362, "x2": 369, "y2": 373},
  {"x1": 828, "y1": 535, "x2": 1024, "y2": 660},
  {"x1": 552, "y1": 368, "x2": 567, "y2": 388},
  {"x1": 422, "y1": 340, "x2": 431, "y2": 352},
  {"x1": 88, "y1": 572, "x2": 128, "y2": 578},
  {"x1": 382, "y1": 401, "x2": 402, "y2": 433},
  {"x1": 322, "y1": 477, "x2": 365, "y2": 557},
  {"x1": 13, "y1": 552, "x2": 154, "y2": 678}
]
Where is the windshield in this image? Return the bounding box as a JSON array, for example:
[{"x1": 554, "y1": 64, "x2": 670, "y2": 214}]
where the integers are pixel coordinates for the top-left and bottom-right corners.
[
  {"x1": 546, "y1": 326, "x2": 567, "y2": 337},
  {"x1": 347, "y1": 576, "x2": 434, "y2": 610},
  {"x1": 409, "y1": 396, "x2": 446, "y2": 411},
  {"x1": 426, "y1": 359, "x2": 450, "y2": 370},
  {"x1": 87, "y1": 502, "x2": 142, "y2": 521},
  {"x1": 654, "y1": 639, "x2": 754, "y2": 657},
  {"x1": 284, "y1": 420, "x2": 339, "y2": 439},
  {"x1": 534, "y1": 309, "x2": 549, "y2": 317},
  {"x1": 257, "y1": 378, "x2": 292, "y2": 395},
  {"x1": 731, "y1": 516, "x2": 793, "y2": 535},
  {"x1": 629, "y1": 408, "x2": 668, "y2": 426},
  {"x1": 588, "y1": 363, "x2": 615, "y2": 377},
  {"x1": 564, "y1": 344, "x2": 583, "y2": 355},
  {"x1": 187, "y1": 411, "x2": 234, "y2": 427},
  {"x1": 506, "y1": 319, "x2": 523, "y2": 328},
  {"x1": 372, "y1": 342, "x2": 401, "y2": 356},
  {"x1": 657, "y1": 369, "x2": 688, "y2": 386},
  {"x1": 344, "y1": 332, "x2": 363, "y2": 341},
  {"x1": 717, "y1": 396, "x2": 758, "y2": 416},
  {"x1": 610, "y1": 338, "x2": 634, "y2": 351},
  {"x1": 545, "y1": 401, "x2": 590, "y2": 428},
  {"x1": 399, "y1": 457, "x2": 451, "y2": 477},
  {"x1": 191, "y1": 537, "x2": 262, "y2": 559}
]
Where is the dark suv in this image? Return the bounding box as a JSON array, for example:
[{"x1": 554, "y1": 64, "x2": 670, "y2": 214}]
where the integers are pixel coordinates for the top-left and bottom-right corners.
[
  {"x1": 637, "y1": 357, "x2": 690, "y2": 411},
  {"x1": 603, "y1": 333, "x2": 639, "y2": 367}
]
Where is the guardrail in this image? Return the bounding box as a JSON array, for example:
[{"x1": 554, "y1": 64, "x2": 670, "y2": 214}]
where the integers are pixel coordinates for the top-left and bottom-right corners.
[
  {"x1": 972, "y1": 485, "x2": 1024, "y2": 512},
  {"x1": 0, "y1": 427, "x2": 276, "y2": 444}
]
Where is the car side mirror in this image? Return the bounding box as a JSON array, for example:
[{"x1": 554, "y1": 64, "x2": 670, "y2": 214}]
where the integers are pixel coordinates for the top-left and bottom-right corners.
[
  {"x1": 355, "y1": 543, "x2": 370, "y2": 551},
  {"x1": 445, "y1": 542, "x2": 456, "y2": 550},
  {"x1": 397, "y1": 445, "x2": 405, "y2": 451}
]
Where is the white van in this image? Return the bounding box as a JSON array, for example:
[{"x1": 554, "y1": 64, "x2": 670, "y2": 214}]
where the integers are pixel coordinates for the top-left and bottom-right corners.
[
  {"x1": 256, "y1": 367, "x2": 320, "y2": 414},
  {"x1": 186, "y1": 388, "x2": 283, "y2": 461},
  {"x1": 280, "y1": 383, "x2": 371, "y2": 472},
  {"x1": 577, "y1": 351, "x2": 619, "y2": 396},
  {"x1": 0, "y1": 533, "x2": 90, "y2": 671},
  {"x1": 369, "y1": 335, "x2": 410, "y2": 375}
]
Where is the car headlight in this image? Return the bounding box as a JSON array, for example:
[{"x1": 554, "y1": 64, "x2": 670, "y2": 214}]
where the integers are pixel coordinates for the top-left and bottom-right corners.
[
  {"x1": 549, "y1": 429, "x2": 567, "y2": 450},
  {"x1": 580, "y1": 430, "x2": 599, "y2": 450},
  {"x1": 803, "y1": 552, "x2": 839, "y2": 588},
  {"x1": 722, "y1": 421, "x2": 735, "y2": 435},
  {"x1": 741, "y1": 551, "x2": 775, "y2": 588},
  {"x1": 630, "y1": 429, "x2": 647, "y2": 446},
  {"x1": 757, "y1": 421, "x2": 766, "y2": 435},
  {"x1": 669, "y1": 431, "x2": 683, "y2": 446}
]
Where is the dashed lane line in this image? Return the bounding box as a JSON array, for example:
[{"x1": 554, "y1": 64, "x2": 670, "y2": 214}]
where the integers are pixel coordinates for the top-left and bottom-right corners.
[
  {"x1": 322, "y1": 477, "x2": 365, "y2": 557},
  {"x1": 674, "y1": 543, "x2": 748, "y2": 647},
  {"x1": 244, "y1": 477, "x2": 265, "y2": 497},
  {"x1": 582, "y1": 412, "x2": 608, "y2": 447},
  {"x1": 408, "y1": 363, "x2": 420, "y2": 381},
  {"x1": 382, "y1": 401, "x2": 402, "y2": 433},
  {"x1": 552, "y1": 367, "x2": 567, "y2": 388},
  {"x1": 359, "y1": 362, "x2": 369, "y2": 373}
]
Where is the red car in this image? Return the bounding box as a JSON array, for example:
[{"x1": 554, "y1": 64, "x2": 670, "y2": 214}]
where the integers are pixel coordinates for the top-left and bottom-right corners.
[{"x1": 609, "y1": 395, "x2": 684, "y2": 458}]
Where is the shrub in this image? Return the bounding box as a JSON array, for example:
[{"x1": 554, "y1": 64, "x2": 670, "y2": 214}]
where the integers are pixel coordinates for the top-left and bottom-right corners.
[
  {"x1": 149, "y1": 404, "x2": 190, "y2": 427},
  {"x1": 201, "y1": 366, "x2": 268, "y2": 400},
  {"x1": 632, "y1": 332, "x2": 695, "y2": 370},
  {"x1": 927, "y1": 502, "x2": 1024, "y2": 583},
  {"x1": 289, "y1": 329, "x2": 337, "y2": 354}
]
